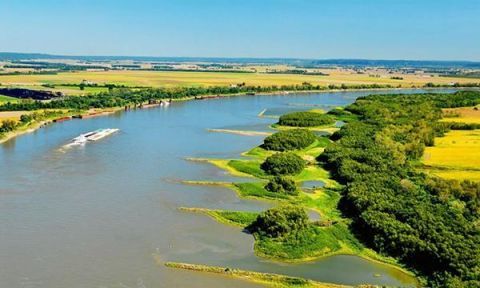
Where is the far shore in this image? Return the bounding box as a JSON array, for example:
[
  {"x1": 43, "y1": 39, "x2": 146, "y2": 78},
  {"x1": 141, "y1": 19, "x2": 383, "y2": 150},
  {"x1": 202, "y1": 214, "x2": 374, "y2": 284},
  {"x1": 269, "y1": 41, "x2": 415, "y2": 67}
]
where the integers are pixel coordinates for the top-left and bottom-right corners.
[{"x1": 0, "y1": 87, "x2": 473, "y2": 145}]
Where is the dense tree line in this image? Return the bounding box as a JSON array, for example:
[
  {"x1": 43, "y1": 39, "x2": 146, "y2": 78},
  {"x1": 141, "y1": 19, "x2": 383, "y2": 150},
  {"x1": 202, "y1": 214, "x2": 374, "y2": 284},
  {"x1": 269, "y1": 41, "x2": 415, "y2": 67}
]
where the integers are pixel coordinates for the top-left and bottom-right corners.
[
  {"x1": 278, "y1": 111, "x2": 335, "y2": 127},
  {"x1": 319, "y1": 91, "x2": 480, "y2": 287},
  {"x1": 425, "y1": 82, "x2": 480, "y2": 88},
  {"x1": 262, "y1": 129, "x2": 317, "y2": 151},
  {"x1": 261, "y1": 152, "x2": 305, "y2": 176},
  {"x1": 438, "y1": 121, "x2": 480, "y2": 130},
  {"x1": 0, "y1": 83, "x2": 399, "y2": 112}
]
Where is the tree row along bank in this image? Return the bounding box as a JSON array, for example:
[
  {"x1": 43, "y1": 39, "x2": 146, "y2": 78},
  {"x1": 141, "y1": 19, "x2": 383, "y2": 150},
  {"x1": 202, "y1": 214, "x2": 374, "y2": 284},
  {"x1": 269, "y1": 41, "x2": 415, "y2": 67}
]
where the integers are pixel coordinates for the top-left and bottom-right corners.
[{"x1": 0, "y1": 84, "x2": 400, "y2": 141}]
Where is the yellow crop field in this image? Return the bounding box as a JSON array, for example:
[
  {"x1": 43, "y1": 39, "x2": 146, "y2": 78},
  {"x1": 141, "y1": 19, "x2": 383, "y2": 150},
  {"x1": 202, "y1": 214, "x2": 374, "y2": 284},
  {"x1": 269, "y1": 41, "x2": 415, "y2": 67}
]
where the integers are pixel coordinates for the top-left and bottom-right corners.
[
  {"x1": 441, "y1": 106, "x2": 480, "y2": 124},
  {"x1": 0, "y1": 69, "x2": 478, "y2": 95},
  {"x1": 425, "y1": 170, "x2": 480, "y2": 182},
  {"x1": 0, "y1": 111, "x2": 29, "y2": 121},
  {"x1": 423, "y1": 130, "x2": 480, "y2": 180}
]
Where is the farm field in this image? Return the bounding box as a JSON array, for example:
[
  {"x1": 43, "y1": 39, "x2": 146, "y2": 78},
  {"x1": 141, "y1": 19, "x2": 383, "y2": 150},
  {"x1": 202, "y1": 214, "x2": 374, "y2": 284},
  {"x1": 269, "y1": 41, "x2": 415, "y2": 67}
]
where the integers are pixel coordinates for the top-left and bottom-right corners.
[
  {"x1": 441, "y1": 106, "x2": 480, "y2": 123},
  {"x1": 0, "y1": 69, "x2": 478, "y2": 95},
  {"x1": 0, "y1": 111, "x2": 30, "y2": 121},
  {"x1": 422, "y1": 130, "x2": 480, "y2": 180},
  {"x1": 0, "y1": 95, "x2": 18, "y2": 103}
]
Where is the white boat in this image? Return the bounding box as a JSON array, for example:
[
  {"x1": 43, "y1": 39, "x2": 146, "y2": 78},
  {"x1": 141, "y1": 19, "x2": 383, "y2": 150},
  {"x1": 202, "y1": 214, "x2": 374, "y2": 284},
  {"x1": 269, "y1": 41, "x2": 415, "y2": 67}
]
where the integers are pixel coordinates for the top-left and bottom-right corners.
[{"x1": 68, "y1": 128, "x2": 119, "y2": 146}]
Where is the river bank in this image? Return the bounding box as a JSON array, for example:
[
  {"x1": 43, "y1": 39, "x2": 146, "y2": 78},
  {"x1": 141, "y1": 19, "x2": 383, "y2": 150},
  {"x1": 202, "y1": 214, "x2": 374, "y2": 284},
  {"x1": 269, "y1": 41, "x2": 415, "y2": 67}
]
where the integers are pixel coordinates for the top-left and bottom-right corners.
[
  {"x1": 180, "y1": 115, "x2": 419, "y2": 286},
  {"x1": 0, "y1": 87, "x2": 472, "y2": 145},
  {"x1": 0, "y1": 107, "x2": 123, "y2": 144}
]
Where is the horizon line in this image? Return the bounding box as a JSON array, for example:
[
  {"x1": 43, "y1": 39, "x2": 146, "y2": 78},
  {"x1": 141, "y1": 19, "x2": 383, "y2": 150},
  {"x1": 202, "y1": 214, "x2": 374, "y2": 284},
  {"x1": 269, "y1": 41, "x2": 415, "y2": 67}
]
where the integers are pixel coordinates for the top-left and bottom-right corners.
[{"x1": 1, "y1": 51, "x2": 479, "y2": 63}]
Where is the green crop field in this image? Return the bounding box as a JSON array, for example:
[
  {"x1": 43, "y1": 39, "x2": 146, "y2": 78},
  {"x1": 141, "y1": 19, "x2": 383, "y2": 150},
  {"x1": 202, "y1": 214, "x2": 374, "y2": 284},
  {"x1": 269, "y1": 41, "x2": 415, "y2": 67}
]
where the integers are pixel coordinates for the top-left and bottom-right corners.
[{"x1": 0, "y1": 95, "x2": 18, "y2": 103}]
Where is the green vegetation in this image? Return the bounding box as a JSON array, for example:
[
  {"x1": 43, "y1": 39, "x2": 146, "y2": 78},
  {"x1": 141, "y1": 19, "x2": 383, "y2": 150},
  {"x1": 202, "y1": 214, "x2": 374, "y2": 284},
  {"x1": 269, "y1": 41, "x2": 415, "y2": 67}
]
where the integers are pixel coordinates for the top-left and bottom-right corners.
[
  {"x1": 247, "y1": 205, "x2": 309, "y2": 238},
  {"x1": 253, "y1": 222, "x2": 362, "y2": 262},
  {"x1": 262, "y1": 129, "x2": 317, "y2": 151},
  {"x1": 0, "y1": 119, "x2": 17, "y2": 134},
  {"x1": 233, "y1": 182, "x2": 290, "y2": 200},
  {"x1": 278, "y1": 111, "x2": 335, "y2": 127},
  {"x1": 326, "y1": 108, "x2": 358, "y2": 123},
  {"x1": 228, "y1": 159, "x2": 266, "y2": 178},
  {"x1": 0, "y1": 84, "x2": 393, "y2": 112},
  {"x1": 184, "y1": 120, "x2": 409, "y2": 272},
  {"x1": 181, "y1": 92, "x2": 480, "y2": 286},
  {"x1": 261, "y1": 152, "x2": 306, "y2": 175},
  {"x1": 0, "y1": 95, "x2": 17, "y2": 103},
  {"x1": 1, "y1": 110, "x2": 70, "y2": 138},
  {"x1": 440, "y1": 121, "x2": 480, "y2": 130},
  {"x1": 320, "y1": 91, "x2": 480, "y2": 287},
  {"x1": 265, "y1": 176, "x2": 298, "y2": 195},
  {"x1": 179, "y1": 207, "x2": 258, "y2": 227}
]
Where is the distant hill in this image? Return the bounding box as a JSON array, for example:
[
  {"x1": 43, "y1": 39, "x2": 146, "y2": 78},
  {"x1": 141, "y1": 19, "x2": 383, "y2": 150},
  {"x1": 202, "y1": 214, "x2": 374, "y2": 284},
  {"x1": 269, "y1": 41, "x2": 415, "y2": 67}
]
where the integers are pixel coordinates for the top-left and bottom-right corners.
[{"x1": 1, "y1": 52, "x2": 479, "y2": 69}]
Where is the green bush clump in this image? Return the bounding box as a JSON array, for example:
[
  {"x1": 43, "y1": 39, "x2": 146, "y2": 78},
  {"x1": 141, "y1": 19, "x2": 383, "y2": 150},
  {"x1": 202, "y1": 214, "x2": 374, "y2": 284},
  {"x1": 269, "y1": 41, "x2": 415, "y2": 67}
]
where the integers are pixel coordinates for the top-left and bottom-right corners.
[
  {"x1": 262, "y1": 129, "x2": 317, "y2": 151},
  {"x1": 0, "y1": 119, "x2": 17, "y2": 133},
  {"x1": 261, "y1": 152, "x2": 305, "y2": 176},
  {"x1": 246, "y1": 205, "x2": 308, "y2": 238},
  {"x1": 278, "y1": 111, "x2": 335, "y2": 127},
  {"x1": 265, "y1": 176, "x2": 298, "y2": 195}
]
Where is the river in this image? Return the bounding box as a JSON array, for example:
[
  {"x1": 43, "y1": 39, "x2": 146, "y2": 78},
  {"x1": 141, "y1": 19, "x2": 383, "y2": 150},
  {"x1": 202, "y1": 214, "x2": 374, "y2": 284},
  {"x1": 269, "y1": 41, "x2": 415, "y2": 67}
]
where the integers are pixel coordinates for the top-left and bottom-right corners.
[{"x1": 1, "y1": 89, "x2": 456, "y2": 288}]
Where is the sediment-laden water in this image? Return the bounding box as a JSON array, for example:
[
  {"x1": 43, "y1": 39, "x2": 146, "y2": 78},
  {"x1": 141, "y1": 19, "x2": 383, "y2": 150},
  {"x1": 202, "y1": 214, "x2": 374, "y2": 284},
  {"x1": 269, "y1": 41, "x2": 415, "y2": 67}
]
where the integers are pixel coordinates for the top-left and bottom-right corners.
[{"x1": 1, "y1": 89, "x2": 456, "y2": 287}]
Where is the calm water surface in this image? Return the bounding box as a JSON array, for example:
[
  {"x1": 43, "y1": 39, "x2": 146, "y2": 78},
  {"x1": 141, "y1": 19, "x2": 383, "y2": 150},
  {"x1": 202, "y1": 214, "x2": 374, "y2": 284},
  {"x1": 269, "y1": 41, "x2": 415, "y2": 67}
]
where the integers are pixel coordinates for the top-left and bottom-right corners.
[{"x1": 1, "y1": 90, "x2": 454, "y2": 287}]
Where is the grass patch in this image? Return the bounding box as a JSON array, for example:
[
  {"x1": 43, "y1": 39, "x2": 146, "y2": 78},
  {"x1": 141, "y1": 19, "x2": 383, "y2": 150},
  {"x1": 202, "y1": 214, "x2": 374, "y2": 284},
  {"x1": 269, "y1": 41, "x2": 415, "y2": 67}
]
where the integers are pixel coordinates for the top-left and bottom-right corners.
[
  {"x1": 295, "y1": 189, "x2": 342, "y2": 221},
  {"x1": 228, "y1": 159, "x2": 266, "y2": 178},
  {"x1": 272, "y1": 123, "x2": 339, "y2": 134},
  {"x1": 233, "y1": 182, "x2": 290, "y2": 200},
  {"x1": 186, "y1": 158, "x2": 256, "y2": 178},
  {"x1": 180, "y1": 207, "x2": 258, "y2": 227},
  {"x1": 254, "y1": 225, "x2": 341, "y2": 261},
  {"x1": 242, "y1": 146, "x2": 274, "y2": 159},
  {"x1": 0, "y1": 94, "x2": 18, "y2": 104},
  {"x1": 295, "y1": 166, "x2": 331, "y2": 182},
  {"x1": 253, "y1": 224, "x2": 370, "y2": 262}
]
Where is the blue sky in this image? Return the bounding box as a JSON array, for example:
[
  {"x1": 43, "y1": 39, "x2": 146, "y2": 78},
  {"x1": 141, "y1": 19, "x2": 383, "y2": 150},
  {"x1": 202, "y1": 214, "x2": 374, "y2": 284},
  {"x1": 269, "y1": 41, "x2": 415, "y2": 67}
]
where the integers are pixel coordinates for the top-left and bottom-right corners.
[{"x1": 1, "y1": 0, "x2": 479, "y2": 60}]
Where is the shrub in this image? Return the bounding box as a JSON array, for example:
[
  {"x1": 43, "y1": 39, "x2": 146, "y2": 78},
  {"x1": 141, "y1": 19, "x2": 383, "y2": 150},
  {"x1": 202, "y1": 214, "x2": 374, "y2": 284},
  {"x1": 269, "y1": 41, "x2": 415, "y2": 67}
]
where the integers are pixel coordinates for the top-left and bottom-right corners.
[
  {"x1": 261, "y1": 152, "x2": 305, "y2": 175},
  {"x1": 0, "y1": 119, "x2": 17, "y2": 133},
  {"x1": 265, "y1": 176, "x2": 298, "y2": 195},
  {"x1": 246, "y1": 205, "x2": 309, "y2": 237},
  {"x1": 278, "y1": 111, "x2": 335, "y2": 127},
  {"x1": 262, "y1": 129, "x2": 317, "y2": 151},
  {"x1": 20, "y1": 114, "x2": 34, "y2": 123}
]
